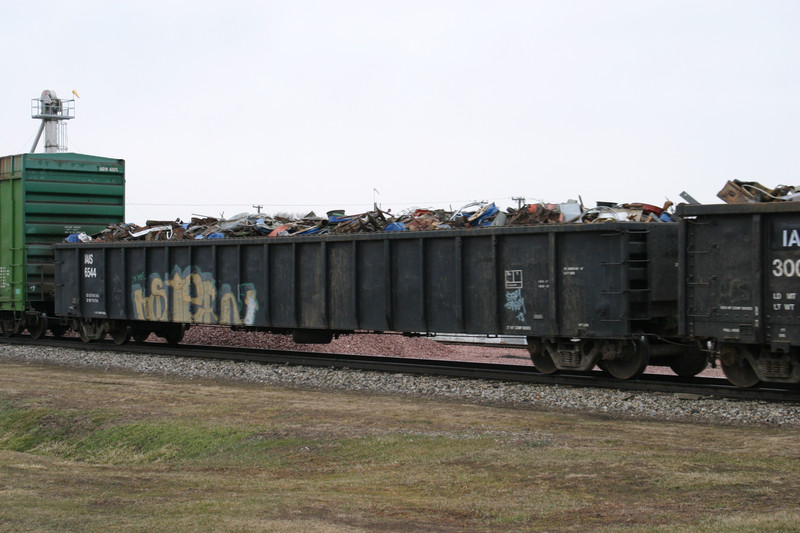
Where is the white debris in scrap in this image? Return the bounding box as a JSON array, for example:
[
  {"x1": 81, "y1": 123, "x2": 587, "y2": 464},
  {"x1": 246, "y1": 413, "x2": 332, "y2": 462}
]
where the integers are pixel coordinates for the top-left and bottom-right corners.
[{"x1": 68, "y1": 199, "x2": 679, "y2": 243}]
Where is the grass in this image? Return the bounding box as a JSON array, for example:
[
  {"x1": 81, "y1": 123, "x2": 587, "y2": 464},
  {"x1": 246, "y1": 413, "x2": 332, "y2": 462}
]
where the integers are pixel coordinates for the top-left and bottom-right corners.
[{"x1": 0, "y1": 360, "x2": 799, "y2": 531}]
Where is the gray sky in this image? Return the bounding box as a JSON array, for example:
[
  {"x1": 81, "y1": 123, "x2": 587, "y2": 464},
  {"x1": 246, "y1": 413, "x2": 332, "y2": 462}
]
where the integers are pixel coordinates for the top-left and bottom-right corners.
[{"x1": 2, "y1": 1, "x2": 798, "y2": 223}]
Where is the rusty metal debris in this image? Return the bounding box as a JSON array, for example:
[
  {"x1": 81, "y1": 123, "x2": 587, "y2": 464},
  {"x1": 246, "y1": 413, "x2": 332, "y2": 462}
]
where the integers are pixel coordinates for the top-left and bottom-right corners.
[
  {"x1": 717, "y1": 180, "x2": 799, "y2": 204},
  {"x1": 64, "y1": 179, "x2": 800, "y2": 243},
  {"x1": 70, "y1": 197, "x2": 686, "y2": 243}
]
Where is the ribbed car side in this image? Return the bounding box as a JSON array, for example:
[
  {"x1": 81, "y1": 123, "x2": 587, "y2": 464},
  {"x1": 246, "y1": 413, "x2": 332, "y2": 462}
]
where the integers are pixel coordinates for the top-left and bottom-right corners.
[{"x1": 52, "y1": 223, "x2": 704, "y2": 381}]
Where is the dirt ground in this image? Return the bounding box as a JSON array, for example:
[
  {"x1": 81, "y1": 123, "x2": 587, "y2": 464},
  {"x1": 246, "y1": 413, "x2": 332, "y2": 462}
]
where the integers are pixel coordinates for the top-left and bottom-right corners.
[{"x1": 1, "y1": 359, "x2": 797, "y2": 532}]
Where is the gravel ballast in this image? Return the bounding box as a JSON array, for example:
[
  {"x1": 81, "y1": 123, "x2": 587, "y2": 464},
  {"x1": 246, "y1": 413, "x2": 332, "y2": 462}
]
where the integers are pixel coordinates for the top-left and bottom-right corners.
[{"x1": 3, "y1": 343, "x2": 799, "y2": 428}]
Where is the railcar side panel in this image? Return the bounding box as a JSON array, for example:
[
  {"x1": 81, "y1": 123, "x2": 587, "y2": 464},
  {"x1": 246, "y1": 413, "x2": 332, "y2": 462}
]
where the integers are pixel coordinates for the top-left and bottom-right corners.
[
  {"x1": 55, "y1": 223, "x2": 678, "y2": 340},
  {"x1": 422, "y1": 237, "x2": 459, "y2": 333},
  {"x1": 680, "y1": 202, "x2": 800, "y2": 346},
  {"x1": 766, "y1": 212, "x2": 800, "y2": 345},
  {"x1": 681, "y1": 211, "x2": 762, "y2": 343},
  {"x1": 679, "y1": 202, "x2": 800, "y2": 384},
  {"x1": 269, "y1": 242, "x2": 296, "y2": 328},
  {"x1": 0, "y1": 167, "x2": 23, "y2": 311},
  {"x1": 496, "y1": 233, "x2": 547, "y2": 336},
  {"x1": 355, "y1": 239, "x2": 388, "y2": 330},
  {"x1": 461, "y1": 235, "x2": 496, "y2": 333},
  {"x1": 391, "y1": 238, "x2": 424, "y2": 331},
  {"x1": 559, "y1": 230, "x2": 629, "y2": 337},
  {"x1": 56, "y1": 223, "x2": 677, "y2": 338}
]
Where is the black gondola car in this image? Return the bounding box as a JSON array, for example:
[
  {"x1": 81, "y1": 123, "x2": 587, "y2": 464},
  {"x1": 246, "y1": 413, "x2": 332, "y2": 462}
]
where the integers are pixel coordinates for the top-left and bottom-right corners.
[
  {"x1": 679, "y1": 202, "x2": 800, "y2": 386},
  {"x1": 54, "y1": 222, "x2": 701, "y2": 379}
]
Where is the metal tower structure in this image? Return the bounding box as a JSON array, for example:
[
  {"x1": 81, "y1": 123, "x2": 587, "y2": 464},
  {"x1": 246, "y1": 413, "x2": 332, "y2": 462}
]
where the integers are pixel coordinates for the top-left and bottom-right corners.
[{"x1": 30, "y1": 89, "x2": 76, "y2": 153}]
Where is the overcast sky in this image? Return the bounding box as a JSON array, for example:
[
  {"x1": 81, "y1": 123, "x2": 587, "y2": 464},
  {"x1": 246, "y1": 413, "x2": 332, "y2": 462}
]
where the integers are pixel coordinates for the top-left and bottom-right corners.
[{"x1": 2, "y1": 1, "x2": 798, "y2": 223}]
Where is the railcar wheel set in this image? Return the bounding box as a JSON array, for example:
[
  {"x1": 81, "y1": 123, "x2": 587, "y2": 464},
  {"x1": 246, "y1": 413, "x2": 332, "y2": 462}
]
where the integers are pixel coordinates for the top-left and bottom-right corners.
[{"x1": 1, "y1": 152, "x2": 799, "y2": 388}]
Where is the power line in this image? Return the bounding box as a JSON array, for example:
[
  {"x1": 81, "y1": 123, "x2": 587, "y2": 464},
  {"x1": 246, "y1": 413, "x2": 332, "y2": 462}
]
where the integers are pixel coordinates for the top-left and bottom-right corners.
[{"x1": 128, "y1": 196, "x2": 522, "y2": 208}]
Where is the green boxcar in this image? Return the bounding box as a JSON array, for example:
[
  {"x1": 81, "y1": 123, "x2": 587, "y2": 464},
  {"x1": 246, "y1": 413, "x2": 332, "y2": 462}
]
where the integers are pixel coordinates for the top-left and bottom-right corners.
[{"x1": 0, "y1": 153, "x2": 125, "y2": 315}]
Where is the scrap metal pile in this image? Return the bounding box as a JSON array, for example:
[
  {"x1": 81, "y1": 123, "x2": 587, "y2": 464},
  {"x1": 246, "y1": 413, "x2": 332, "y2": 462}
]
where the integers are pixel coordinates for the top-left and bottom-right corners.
[
  {"x1": 68, "y1": 199, "x2": 677, "y2": 243},
  {"x1": 66, "y1": 180, "x2": 799, "y2": 243}
]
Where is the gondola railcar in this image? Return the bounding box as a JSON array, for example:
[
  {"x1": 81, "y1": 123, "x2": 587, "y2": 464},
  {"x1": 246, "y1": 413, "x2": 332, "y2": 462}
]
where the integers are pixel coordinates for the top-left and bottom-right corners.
[{"x1": 52, "y1": 221, "x2": 701, "y2": 380}]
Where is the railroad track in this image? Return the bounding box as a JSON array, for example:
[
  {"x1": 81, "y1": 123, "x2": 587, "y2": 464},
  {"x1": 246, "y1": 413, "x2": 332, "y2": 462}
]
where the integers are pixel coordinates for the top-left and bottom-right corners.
[{"x1": 2, "y1": 336, "x2": 799, "y2": 403}]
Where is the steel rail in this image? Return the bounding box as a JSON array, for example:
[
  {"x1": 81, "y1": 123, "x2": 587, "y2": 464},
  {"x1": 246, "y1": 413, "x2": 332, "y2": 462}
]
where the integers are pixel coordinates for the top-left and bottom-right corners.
[{"x1": 2, "y1": 336, "x2": 798, "y2": 403}]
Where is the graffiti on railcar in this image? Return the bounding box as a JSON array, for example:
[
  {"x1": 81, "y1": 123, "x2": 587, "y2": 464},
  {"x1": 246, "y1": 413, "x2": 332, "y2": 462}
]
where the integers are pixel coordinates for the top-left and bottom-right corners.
[
  {"x1": 504, "y1": 269, "x2": 528, "y2": 325},
  {"x1": 504, "y1": 288, "x2": 527, "y2": 323},
  {"x1": 131, "y1": 266, "x2": 259, "y2": 325}
]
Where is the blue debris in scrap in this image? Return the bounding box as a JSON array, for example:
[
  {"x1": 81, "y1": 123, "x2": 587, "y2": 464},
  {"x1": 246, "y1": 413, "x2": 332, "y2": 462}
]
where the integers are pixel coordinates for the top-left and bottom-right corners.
[{"x1": 70, "y1": 198, "x2": 680, "y2": 243}]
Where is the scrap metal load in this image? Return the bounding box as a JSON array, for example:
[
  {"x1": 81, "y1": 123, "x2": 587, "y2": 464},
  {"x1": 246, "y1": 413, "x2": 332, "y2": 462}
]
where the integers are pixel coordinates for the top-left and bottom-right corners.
[
  {"x1": 71, "y1": 200, "x2": 677, "y2": 243},
  {"x1": 65, "y1": 180, "x2": 800, "y2": 243}
]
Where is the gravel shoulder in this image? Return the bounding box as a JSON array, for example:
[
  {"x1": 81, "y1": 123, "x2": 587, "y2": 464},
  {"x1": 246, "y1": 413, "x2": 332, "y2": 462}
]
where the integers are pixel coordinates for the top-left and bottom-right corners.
[{"x1": 2, "y1": 342, "x2": 799, "y2": 428}]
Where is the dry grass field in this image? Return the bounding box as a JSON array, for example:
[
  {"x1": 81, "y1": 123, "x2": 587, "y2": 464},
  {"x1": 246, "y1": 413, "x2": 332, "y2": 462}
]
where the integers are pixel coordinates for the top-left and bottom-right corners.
[{"x1": 1, "y1": 359, "x2": 799, "y2": 532}]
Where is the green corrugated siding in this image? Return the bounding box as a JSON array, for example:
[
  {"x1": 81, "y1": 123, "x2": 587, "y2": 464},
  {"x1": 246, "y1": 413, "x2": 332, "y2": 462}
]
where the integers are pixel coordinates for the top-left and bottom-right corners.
[
  {"x1": 0, "y1": 176, "x2": 24, "y2": 311},
  {"x1": 26, "y1": 204, "x2": 124, "y2": 216},
  {"x1": 0, "y1": 152, "x2": 125, "y2": 311}
]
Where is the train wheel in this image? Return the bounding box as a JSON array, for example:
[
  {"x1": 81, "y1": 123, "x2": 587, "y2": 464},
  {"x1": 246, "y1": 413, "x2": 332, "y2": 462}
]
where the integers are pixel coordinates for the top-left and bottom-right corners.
[
  {"x1": 1, "y1": 319, "x2": 21, "y2": 338},
  {"x1": 528, "y1": 339, "x2": 557, "y2": 374},
  {"x1": 719, "y1": 344, "x2": 759, "y2": 388},
  {"x1": 604, "y1": 340, "x2": 649, "y2": 380},
  {"x1": 26, "y1": 315, "x2": 48, "y2": 340},
  {"x1": 669, "y1": 347, "x2": 708, "y2": 377},
  {"x1": 78, "y1": 319, "x2": 105, "y2": 343},
  {"x1": 106, "y1": 321, "x2": 130, "y2": 345}
]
